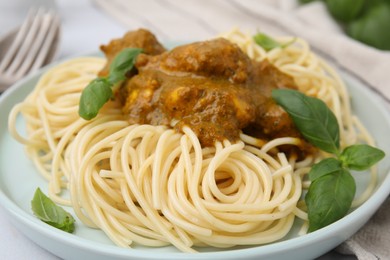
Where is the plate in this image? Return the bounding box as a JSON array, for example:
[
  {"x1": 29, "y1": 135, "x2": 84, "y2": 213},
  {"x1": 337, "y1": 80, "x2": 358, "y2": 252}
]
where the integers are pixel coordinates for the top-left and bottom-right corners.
[{"x1": 0, "y1": 61, "x2": 390, "y2": 260}]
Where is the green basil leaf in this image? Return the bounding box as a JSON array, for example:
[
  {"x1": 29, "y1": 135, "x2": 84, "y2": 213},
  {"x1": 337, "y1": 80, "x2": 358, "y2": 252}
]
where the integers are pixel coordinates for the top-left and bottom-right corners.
[
  {"x1": 305, "y1": 168, "x2": 355, "y2": 232},
  {"x1": 31, "y1": 188, "x2": 75, "y2": 233},
  {"x1": 272, "y1": 89, "x2": 340, "y2": 155},
  {"x1": 340, "y1": 144, "x2": 385, "y2": 171},
  {"x1": 309, "y1": 157, "x2": 343, "y2": 181},
  {"x1": 108, "y1": 47, "x2": 143, "y2": 84},
  {"x1": 253, "y1": 33, "x2": 295, "y2": 51},
  {"x1": 78, "y1": 47, "x2": 143, "y2": 120},
  {"x1": 78, "y1": 78, "x2": 112, "y2": 120},
  {"x1": 254, "y1": 33, "x2": 280, "y2": 51}
]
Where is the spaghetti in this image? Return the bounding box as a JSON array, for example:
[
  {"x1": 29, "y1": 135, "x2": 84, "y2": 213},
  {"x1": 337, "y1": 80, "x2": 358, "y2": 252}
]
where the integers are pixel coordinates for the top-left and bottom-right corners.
[{"x1": 8, "y1": 29, "x2": 376, "y2": 252}]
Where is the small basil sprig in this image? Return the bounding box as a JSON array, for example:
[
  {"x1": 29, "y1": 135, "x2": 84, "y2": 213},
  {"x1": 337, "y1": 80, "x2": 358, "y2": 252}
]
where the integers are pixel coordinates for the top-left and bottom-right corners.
[
  {"x1": 272, "y1": 89, "x2": 385, "y2": 232},
  {"x1": 253, "y1": 33, "x2": 295, "y2": 51},
  {"x1": 31, "y1": 188, "x2": 75, "y2": 233},
  {"x1": 78, "y1": 48, "x2": 143, "y2": 120}
]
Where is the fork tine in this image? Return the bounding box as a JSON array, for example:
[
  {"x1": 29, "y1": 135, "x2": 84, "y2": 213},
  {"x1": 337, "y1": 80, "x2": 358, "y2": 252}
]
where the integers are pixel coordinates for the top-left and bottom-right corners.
[
  {"x1": 3, "y1": 8, "x2": 45, "y2": 76},
  {"x1": 14, "y1": 10, "x2": 58, "y2": 79},
  {"x1": 27, "y1": 12, "x2": 60, "y2": 76},
  {"x1": 0, "y1": 9, "x2": 37, "y2": 72}
]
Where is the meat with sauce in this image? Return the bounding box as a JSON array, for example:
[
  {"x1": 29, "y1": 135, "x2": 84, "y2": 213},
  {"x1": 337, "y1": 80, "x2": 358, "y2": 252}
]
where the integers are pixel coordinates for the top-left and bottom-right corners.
[{"x1": 99, "y1": 30, "x2": 314, "y2": 154}]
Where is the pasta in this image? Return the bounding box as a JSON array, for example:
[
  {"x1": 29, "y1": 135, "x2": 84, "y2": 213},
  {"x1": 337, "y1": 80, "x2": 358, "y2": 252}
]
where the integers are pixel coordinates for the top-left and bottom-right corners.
[{"x1": 8, "y1": 29, "x2": 376, "y2": 252}]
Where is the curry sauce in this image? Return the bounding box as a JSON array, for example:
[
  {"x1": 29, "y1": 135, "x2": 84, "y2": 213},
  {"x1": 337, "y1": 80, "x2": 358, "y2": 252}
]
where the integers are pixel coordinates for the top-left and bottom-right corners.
[{"x1": 99, "y1": 29, "x2": 313, "y2": 154}]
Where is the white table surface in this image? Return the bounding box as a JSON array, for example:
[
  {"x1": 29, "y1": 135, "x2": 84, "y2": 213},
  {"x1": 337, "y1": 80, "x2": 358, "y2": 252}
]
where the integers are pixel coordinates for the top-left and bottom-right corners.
[{"x1": 0, "y1": 0, "x2": 357, "y2": 259}]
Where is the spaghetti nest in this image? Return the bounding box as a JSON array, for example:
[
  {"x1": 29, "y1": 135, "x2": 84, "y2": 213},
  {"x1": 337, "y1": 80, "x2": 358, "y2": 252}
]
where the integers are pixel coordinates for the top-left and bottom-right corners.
[{"x1": 8, "y1": 29, "x2": 375, "y2": 252}]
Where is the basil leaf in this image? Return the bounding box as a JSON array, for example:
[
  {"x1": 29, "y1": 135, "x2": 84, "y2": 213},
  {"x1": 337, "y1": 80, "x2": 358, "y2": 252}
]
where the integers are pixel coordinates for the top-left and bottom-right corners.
[
  {"x1": 254, "y1": 33, "x2": 280, "y2": 51},
  {"x1": 78, "y1": 48, "x2": 143, "y2": 120},
  {"x1": 78, "y1": 78, "x2": 113, "y2": 120},
  {"x1": 271, "y1": 83, "x2": 385, "y2": 233},
  {"x1": 272, "y1": 89, "x2": 340, "y2": 155},
  {"x1": 253, "y1": 33, "x2": 295, "y2": 51},
  {"x1": 309, "y1": 157, "x2": 343, "y2": 181},
  {"x1": 340, "y1": 144, "x2": 385, "y2": 171},
  {"x1": 31, "y1": 188, "x2": 75, "y2": 233},
  {"x1": 305, "y1": 168, "x2": 355, "y2": 232},
  {"x1": 108, "y1": 47, "x2": 143, "y2": 84}
]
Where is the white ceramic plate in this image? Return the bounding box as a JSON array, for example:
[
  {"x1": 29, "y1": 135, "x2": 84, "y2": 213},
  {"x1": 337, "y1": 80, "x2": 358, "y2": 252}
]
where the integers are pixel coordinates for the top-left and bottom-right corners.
[{"x1": 0, "y1": 62, "x2": 390, "y2": 260}]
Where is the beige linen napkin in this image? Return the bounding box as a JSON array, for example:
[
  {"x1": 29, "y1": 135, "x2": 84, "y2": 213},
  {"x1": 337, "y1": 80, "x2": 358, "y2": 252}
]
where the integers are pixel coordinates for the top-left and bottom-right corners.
[
  {"x1": 93, "y1": 0, "x2": 390, "y2": 259},
  {"x1": 337, "y1": 197, "x2": 390, "y2": 259}
]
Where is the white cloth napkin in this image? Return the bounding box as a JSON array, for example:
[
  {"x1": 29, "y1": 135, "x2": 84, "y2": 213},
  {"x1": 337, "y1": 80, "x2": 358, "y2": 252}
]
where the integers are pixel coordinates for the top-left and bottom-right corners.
[{"x1": 93, "y1": 0, "x2": 390, "y2": 259}]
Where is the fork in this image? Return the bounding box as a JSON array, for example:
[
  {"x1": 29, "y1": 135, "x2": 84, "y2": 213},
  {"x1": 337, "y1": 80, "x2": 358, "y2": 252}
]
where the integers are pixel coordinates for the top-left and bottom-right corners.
[{"x1": 0, "y1": 8, "x2": 60, "y2": 91}]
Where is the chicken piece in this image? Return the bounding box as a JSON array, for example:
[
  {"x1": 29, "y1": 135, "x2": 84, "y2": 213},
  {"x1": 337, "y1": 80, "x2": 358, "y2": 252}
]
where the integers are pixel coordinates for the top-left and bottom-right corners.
[
  {"x1": 157, "y1": 38, "x2": 250, "y2": 83},
  {"x1": 249, "y1": 60, "x2": 299, "y2": 139},
  {"x1": 98, "y1": 28, "x2": 165, "y2": 77}
]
